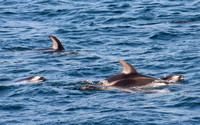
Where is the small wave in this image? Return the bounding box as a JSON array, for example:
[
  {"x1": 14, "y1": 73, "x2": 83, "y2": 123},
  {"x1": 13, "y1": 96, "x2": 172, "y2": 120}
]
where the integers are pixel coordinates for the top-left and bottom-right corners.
[
  {"x1": 99, "y1": 79, "x2": 109, "y2": 85},
  {"x1": 0, "y1": 104, "x2": 24, "y2": 111},
  {"x1": 0, "y1": 80, "x2": 43, "y2": 87},
  {"x1": 150, "y1": 31, "x2": 177, "y2": 40},
  {"x1": 80, "y1": 79, "x2": 176, "y2": 93},
  {"x1": 81, "y1": 80, "x2": 95, "y2": 84}
]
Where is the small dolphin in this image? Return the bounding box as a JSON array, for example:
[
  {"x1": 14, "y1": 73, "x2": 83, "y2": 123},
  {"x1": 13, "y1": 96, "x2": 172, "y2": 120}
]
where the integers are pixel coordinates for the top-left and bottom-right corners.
[
  {"x1": 18, "y1": 76, "x2": 45, "y2": 83},
  {"x1": 0, "y1": 76, "x2": 45, "y2": 86}
]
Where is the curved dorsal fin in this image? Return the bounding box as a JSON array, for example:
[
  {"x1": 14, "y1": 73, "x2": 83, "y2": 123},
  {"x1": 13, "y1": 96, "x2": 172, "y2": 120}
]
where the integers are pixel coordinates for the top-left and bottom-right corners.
[
  {"x1": 49, "y1": 36, "x2": 65, "y2": 51},
  {"x1": 119, "y1": 60, "x2": 138, "y2": 74}
]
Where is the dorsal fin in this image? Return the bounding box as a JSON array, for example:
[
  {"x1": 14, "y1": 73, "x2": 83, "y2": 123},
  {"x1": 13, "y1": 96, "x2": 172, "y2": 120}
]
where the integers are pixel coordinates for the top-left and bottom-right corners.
[
  {"x1": 49, "y1": 36, "x2": 65, "y2": 51},
  {"x1": 119, "y1": 60, "x2": 138, "y2": 74}
]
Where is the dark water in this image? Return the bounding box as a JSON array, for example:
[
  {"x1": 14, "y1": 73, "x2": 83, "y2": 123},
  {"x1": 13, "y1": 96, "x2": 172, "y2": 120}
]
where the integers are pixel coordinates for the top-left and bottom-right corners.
[{"x1": 0, "y1": 0, "x2": 200, "y2": 124}]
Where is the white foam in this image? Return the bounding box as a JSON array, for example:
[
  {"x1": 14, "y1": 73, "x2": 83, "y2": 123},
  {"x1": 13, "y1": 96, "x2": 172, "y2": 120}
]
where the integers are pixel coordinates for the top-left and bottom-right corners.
[
  {"x1": 99, "y1": 80, "x2": 109, "y2": 85},
  {"x1": 146, "y1": 88, "x2": 171, "y2": 94}
]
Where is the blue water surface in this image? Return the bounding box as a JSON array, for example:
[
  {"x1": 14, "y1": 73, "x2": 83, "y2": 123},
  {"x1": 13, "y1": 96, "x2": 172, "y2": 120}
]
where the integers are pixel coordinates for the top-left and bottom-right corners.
[{"x1": 0, "y1": 0, "x2": 200, "y2": 124}]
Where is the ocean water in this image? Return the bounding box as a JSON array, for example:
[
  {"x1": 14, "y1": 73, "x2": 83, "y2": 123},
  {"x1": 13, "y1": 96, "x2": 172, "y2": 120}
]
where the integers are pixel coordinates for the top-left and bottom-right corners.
[{"x1": 0, "y1": 0, "x2": 200, "y2": 124}]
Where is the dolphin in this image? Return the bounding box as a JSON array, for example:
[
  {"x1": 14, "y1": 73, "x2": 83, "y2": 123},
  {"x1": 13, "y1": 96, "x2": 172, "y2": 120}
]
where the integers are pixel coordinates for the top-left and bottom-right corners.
[
  {"x1": 35, "y1": 36, "x2": 65, "y2": 51},
  {"x1": 0, "y1": 76, "x2": 45, "y2": 86},
  {"x1": 18, "y1": 76, "x2": 45, "y2": 83},
  {"x1": 9, "y1": 36, "x2": 65, "y2": 52},
  {"x1": 81, "y1": 60, "x2": 184, "y2": 92}
]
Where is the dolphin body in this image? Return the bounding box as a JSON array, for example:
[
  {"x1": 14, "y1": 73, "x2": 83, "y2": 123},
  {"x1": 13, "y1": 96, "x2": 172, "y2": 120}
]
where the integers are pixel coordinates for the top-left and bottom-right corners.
[
  {"x1": 34, "y1": 36, "x2": 78, "y2": 54},
  {"x1": 5, "y1": 36, "x2": 78, "y2": 54},
  {"x1": 103, "y1": 60, "x2": 158, "y2": 87},
  {"x1": 8, "y1": 36, "x2": 65, "y2": 52},
  {"x1": 32, "y1": 36, "x2": 78, "y2": 54},
  {"x1": 35, "y1": 36, "x2": 65, "y2": 51},
  {"x1": 81, "y1": 60, "x2": 184, "y2": 92}
]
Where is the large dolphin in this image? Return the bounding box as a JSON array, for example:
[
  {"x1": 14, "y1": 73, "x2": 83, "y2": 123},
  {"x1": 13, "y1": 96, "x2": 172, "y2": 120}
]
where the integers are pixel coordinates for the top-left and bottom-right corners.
[{"x1": 81, "y1": 60, "x2": 184, "y2": 92}]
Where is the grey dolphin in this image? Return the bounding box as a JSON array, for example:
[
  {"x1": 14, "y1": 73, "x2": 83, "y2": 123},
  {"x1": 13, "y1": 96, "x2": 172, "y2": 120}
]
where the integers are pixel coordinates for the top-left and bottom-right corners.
[{"x1": 36, "y1": 36, "x2": 65, "y2": 51}]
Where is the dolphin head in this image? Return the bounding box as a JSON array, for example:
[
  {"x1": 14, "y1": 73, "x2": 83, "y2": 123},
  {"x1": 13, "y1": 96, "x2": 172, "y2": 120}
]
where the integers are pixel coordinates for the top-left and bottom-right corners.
[
  {"x1": 162, "y1": 75, "x2": 184, "y2": 82},
  {"x1": 20, "y1": 76, "x2": 45, "y2": 83}
]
